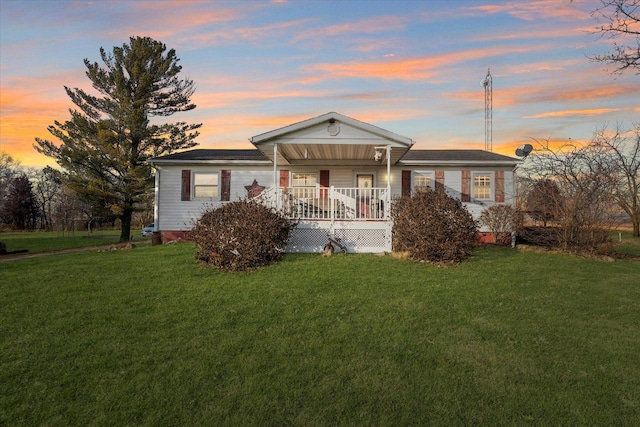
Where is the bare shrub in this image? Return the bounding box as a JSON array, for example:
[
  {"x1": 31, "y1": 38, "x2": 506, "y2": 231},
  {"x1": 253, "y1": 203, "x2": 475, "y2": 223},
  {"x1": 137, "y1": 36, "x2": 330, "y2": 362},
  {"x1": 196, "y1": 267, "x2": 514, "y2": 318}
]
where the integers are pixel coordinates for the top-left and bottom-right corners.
[
  {"x1": 191, "y1": 199, "x2": 295, "y2": 271},
  {"x1": 392, "y1": 189, "x2": 478, "y2": 263},
  {"x1": 480, "y1": 204, "x2": 521, "y2": 245}
]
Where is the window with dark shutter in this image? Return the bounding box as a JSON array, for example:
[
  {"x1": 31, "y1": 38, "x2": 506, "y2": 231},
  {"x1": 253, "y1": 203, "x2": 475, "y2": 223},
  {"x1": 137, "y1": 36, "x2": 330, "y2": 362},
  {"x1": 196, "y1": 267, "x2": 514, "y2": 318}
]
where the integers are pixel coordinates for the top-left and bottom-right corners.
[
  {"x1": 279, "y1": 170, "x2": 289, "y2": 187},
  {"x1": 495, "y1": 170, "x2": 505, "y2": 202},
  {"x1": 221, "y1": 170, "x2": 231, "y2": 201},
  {"x1": 461, "y1": 170, "x2": 471, "y2": 202},
  {"x1": 319, "y1": 170, "x2": 329, "y2": 198},
  {"x1": 401, "y1": 170, "x2": 411, "y2": 197},
  {"x1": 435, "y1": 170, "x2": 445, "y2": 191},
  {"x1": 181, "y1": 170, "x2": 191, "y2": 201}
]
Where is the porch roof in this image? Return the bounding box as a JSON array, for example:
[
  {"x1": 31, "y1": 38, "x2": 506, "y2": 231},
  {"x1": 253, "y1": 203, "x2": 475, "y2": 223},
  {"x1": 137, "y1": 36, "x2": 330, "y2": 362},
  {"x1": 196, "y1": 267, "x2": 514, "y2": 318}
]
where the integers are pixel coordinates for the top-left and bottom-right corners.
[{"x1": 249, "y1": 112, "x2": 414, "y2": 166}]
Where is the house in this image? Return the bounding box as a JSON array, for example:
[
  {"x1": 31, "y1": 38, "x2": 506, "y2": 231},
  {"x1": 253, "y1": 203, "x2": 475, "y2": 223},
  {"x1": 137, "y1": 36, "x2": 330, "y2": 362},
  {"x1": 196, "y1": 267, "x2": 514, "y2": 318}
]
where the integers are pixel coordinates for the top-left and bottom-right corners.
[{"x1": 148, "y1": 112, "x2": 519, "y2": 252}]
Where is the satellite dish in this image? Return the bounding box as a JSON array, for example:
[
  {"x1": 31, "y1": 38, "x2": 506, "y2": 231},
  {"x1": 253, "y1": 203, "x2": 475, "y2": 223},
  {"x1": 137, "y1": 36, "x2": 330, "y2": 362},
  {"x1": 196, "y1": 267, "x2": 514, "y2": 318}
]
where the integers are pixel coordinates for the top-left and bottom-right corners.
[{"x1": 515, "y1": 143, "x2": 533, "y2": 157}]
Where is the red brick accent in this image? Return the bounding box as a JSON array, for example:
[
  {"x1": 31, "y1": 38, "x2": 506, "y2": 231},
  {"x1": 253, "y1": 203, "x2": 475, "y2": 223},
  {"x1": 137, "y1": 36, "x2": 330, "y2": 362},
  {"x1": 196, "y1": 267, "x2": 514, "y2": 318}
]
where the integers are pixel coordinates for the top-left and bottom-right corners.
[{"x1": 161, "y1": 230, "x2": 191, "y2": 243}]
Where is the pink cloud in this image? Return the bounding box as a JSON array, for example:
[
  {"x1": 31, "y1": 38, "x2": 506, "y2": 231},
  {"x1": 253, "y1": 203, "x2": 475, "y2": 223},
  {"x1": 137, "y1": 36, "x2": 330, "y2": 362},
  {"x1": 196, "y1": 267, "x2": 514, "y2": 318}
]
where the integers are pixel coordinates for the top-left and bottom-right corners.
[
  {"x1": 292, "y1": 15, "x2": 410, "y2": 42},
  {"x1": 301, "y1": 45, "x2": 542, "y2": 83},
  {"x1": 466, "y1": 0, "x2": 591, "y2": 21},
  {"x1": 524, "y1": 108, "x2": 622, "y2": 119}
]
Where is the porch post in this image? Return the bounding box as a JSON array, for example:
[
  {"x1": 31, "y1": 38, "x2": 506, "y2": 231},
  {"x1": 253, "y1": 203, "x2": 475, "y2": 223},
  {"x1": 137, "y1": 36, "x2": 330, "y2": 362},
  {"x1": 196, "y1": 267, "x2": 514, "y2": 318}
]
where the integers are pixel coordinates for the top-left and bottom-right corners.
[
  {"x1": 386, "y1": 145, "x2": 391, "y2": 193},
  {"x1": 273, "y1": 143, "x2": 279, "y2": 209}
]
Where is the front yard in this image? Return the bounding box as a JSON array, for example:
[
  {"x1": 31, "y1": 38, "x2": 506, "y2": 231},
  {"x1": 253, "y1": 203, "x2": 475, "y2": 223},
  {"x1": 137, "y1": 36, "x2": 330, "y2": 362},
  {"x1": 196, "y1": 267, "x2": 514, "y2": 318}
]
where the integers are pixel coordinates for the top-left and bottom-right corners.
[{"x1": 1, "y1": 243, "x2": 638, "y2": 425}]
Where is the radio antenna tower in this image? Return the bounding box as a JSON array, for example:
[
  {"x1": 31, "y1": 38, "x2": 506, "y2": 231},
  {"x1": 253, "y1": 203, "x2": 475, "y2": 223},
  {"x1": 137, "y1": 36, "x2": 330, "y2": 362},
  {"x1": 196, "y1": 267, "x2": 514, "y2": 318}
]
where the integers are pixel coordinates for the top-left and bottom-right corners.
[{"x1": 481, "y1": 68, "x2": 493, "y2": 152}]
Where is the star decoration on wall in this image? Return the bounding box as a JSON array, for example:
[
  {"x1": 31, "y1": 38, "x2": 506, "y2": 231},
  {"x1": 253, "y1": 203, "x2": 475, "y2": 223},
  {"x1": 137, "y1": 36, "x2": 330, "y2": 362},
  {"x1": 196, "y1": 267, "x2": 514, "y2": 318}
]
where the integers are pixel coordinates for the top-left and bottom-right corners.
[{"x1": 244, "y1": 179, "x2": 266, "y2": 198}]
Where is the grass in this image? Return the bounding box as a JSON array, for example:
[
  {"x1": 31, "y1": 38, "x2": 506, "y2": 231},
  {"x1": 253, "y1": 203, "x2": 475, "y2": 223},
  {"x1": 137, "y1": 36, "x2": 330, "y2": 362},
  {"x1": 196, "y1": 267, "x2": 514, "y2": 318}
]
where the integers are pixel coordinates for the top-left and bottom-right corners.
[
  {"x1": 0, "y1": 229, "x2": 147, "y2": 253},
  {"x1": 610, "y1": 230, "x2": 640, "y2": 257},
  {"x1": 1, "y1": 243, "x2": 639, "y2": 425}
]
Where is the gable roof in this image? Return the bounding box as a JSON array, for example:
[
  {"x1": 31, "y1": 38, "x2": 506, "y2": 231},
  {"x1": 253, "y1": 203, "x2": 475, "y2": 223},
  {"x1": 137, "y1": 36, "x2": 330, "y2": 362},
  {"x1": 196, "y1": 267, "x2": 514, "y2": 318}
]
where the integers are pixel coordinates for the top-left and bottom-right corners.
[
  {"x1": 249, "y1": 112, "x2": 415, "y2": 166},
  {"x1": 250, "y1": 112, "x2": 414, "y2": 147}
]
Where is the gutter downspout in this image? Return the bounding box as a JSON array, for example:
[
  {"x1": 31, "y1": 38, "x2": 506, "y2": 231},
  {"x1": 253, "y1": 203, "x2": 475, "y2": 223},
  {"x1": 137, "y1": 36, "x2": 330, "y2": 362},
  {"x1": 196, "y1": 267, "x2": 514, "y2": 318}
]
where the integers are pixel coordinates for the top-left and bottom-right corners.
[{"x1": 153, "y1": 166, "x2": 160, "y2": 231}]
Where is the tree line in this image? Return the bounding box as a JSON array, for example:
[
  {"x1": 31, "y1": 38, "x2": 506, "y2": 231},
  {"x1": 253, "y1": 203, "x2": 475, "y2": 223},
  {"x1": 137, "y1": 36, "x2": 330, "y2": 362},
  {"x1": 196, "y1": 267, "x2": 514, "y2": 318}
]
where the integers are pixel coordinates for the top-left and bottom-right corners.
[{"x1": 0, "y1": 152, "x2": 153, "y2": 233}]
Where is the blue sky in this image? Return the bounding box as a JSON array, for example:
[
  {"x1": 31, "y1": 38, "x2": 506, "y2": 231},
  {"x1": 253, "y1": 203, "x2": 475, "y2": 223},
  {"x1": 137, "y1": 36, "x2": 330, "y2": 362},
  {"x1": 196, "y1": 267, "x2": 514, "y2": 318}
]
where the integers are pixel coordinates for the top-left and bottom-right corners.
[{"x1": 1, "y1": 0, "x2": 638, "y2": 167}]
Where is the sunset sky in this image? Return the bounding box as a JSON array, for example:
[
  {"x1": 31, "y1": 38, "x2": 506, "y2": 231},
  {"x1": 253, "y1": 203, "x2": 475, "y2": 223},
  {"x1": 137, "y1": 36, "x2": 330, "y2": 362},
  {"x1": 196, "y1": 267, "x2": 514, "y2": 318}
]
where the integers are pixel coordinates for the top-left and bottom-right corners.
[{"x1": 1, "y1": 0, "x2": 639, "y2": 168}]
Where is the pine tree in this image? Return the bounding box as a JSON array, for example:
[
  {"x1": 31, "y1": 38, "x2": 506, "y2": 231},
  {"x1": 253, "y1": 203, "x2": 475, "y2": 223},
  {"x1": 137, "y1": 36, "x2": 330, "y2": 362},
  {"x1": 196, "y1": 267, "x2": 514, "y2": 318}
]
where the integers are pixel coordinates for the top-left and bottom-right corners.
[{"x1": 35, "y1": 36, "x2": 201, "y2": 241}]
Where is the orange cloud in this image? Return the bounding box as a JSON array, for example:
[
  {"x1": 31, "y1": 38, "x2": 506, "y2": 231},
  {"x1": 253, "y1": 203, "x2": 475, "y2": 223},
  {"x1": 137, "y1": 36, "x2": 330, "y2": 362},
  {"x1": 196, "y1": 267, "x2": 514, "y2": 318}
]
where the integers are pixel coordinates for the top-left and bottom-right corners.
[
  {"x1": 302, "y1": 45, "x2": 542, "y2": 83},
  {"x1": 453, "y1": 80, "x2": 640, "y2": 109},
  {"x1": 524, "y1": 108, "x2": 622, "y2": 119}
]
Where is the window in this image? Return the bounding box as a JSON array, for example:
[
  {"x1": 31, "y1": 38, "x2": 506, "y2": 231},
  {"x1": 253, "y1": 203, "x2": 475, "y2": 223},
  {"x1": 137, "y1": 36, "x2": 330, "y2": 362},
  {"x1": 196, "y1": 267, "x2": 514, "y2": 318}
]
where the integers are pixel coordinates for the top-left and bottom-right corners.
[
  {"x1": 291, "y1": 172, "x2": 317, "y2": 199},
  {"x1": 473, "y1": 174, "x2": 491, "y2": 199},
  {"x1": 193, "y1": 173, "x2": 218, "y2": 199},
  {"x1": 292, "y1": 173, "x2": 317, "y2": 187},
  {"x1": 413, "y1": 171, "x2": 434, "y2": 192}
]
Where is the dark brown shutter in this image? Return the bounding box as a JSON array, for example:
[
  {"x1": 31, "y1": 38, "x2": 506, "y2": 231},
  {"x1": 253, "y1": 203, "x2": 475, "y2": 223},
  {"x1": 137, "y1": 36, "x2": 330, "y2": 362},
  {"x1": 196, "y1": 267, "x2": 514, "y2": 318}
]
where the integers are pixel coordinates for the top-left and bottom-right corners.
[
  {"x1": 319, "y1": 170, "x2": 330, "y2": 198},
  {"x1": 181, "y1": 170, "x2": 191, "y2": 201},
  {"x1": 495, "y1": 170, "x2": 504, "y2": 202},
  {"x1": 435, "y1": 170, "x2": 445, "y2": 191},
  {"x1": 221, "y1": 170, "x2": 231, "y2": 201},
  {"x1": 461, "y1": 170, "x2": 471, "y2": 202},
  {"x1": 279, "y1": 170, "x2": 289, "y2": 187},
  {"x1": 402, "y1": 170, "x2": 411, "y2": 197}
]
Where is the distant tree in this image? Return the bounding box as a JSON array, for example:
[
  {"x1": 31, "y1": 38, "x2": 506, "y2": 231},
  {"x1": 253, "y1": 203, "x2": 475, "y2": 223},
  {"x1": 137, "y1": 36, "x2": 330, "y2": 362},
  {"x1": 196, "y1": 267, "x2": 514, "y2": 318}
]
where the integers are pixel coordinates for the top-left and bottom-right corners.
[
  {"x1": 525, "y1": 179, "x2": 563, "y2": 227},
  {"x1": 34, "y1": 36, "x2": 201, "y2": 242},
  {"x1": 0, "y1": 175, "x2": 39, "y2": 230},
  {"x1": 590, "y1": 0, "x2": 640, "y2": 75}
]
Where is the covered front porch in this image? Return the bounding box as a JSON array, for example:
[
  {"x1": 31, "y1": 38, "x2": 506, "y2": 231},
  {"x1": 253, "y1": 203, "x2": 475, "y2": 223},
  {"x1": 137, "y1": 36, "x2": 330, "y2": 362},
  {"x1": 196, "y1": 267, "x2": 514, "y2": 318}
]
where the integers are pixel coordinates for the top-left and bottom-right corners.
[{"x1": 249, "y1": 112, "x2": 415, "y2": 253}]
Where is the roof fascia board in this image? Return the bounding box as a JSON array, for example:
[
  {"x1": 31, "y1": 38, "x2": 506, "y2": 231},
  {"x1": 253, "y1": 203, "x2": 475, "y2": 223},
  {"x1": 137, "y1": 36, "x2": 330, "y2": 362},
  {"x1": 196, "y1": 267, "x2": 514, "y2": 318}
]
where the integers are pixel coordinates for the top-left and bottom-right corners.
[
  {"x1": 148, "y1": 159, "x2": 272, "y2": 166},
  {"x1": 399, "y1": 160, "x2": 519, "y2": 167}
]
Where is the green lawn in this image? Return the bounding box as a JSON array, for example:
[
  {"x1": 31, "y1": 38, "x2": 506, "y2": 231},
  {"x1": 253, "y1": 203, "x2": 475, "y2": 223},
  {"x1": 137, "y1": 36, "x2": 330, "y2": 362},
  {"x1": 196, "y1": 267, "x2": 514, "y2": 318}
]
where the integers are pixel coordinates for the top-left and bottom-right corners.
[
  {"x1": 1, "y1": 244, "x2": 639, "y2": 425},
  {"x1": 0, "y1": 229, "x2": 147, "y2": 253}
]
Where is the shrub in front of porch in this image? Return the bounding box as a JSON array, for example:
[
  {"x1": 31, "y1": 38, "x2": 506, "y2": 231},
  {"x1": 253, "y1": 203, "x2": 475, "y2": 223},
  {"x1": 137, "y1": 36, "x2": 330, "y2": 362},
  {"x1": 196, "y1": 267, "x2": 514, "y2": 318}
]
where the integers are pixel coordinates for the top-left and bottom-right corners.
[
  {"x1": 479, "y1": 204, "x2": 522, "y2": 245},
  {"x1": 392, "y1": 189, "x2": 478, "y2": 263},
  {"x1": 191, "y1": 199, "x2": 296, "y2": 271}
]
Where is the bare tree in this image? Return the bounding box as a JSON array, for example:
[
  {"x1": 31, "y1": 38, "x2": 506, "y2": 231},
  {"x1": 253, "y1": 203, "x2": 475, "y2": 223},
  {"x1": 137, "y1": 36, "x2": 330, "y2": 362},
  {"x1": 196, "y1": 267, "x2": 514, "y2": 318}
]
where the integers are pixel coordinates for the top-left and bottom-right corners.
[
  {"x1": 590, "y1": 124, "x2": 640, "y2": 236},
  {"x1": 520, "y1": 138, "x2": 619, "y2": 250},
  {"x1": 0, "y1": 151, "x2": 21, "y2": 211},
  {"x1": 28, "y1": 166, "x2": 63, "y2": 230},
  {"x1": 590, "y1": 0, "x2": 640, "y2": 75},
  {"x1": 525, "y1": 179, "x2": 563, "y2": 227}
]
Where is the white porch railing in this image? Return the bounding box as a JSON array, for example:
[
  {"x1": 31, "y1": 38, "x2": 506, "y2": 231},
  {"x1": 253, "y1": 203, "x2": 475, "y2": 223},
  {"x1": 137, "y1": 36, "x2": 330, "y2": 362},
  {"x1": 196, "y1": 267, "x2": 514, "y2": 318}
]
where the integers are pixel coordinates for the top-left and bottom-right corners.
[{"x1": 272, "y1": 186, "x2": 390, "y2": 221}]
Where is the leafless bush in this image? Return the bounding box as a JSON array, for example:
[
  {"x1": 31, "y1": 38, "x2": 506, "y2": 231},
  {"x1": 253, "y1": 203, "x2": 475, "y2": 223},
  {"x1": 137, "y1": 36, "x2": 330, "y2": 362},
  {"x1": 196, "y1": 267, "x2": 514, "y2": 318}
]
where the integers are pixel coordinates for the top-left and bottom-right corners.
[
  {"x1": 392, "y1": 189, "x2": 478, "y2": 263},
  {"x1": 519, "y1": 137, "x2": 620, "y2": 251},
  {"x1": 480, "y1": 204, "x2": 521, "y2": 245},
  {"x1": 191, "y1": 199, "x2": 296, "y2": 271}
]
